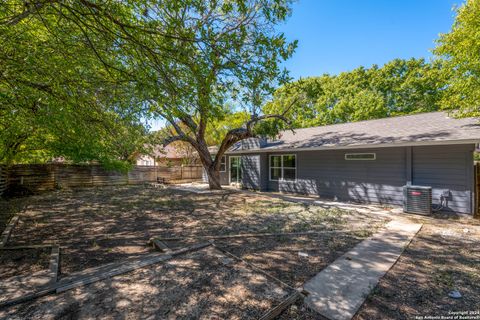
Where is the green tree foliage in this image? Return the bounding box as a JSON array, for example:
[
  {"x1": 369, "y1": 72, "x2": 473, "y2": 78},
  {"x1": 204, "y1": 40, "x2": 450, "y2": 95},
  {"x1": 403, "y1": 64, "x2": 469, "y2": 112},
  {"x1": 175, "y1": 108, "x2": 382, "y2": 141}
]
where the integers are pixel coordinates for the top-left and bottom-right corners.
[
  {"x1": 0, "y1": 1, "x2": 148, "y2": 168},
  {"x1": 118, "y1": 0, "x2": 296, "y2": 188},
  {"x1": 434, "y1": 0, "x2": 480, "y2": 118},
  {"x1": 263, "y1": 58, "x2": 445, "y2": 128},
  {"x1": 2, "y1": 1, "x2": 297, "y2": 188}
]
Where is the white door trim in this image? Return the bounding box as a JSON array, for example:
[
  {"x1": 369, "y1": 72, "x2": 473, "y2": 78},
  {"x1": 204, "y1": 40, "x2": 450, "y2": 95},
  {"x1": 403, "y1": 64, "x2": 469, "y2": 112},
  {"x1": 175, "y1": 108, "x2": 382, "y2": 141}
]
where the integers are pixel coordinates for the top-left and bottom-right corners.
[{"x1": 229, "y1": 156, "x2": 241, "y2": 184}]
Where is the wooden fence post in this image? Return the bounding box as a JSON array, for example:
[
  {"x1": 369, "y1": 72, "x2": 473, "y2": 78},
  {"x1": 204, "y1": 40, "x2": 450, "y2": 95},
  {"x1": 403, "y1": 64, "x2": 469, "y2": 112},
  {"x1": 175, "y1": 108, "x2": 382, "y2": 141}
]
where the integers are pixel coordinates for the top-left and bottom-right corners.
[{"x1": 0, "y1": 165, "x2": 7, "y2": 197}]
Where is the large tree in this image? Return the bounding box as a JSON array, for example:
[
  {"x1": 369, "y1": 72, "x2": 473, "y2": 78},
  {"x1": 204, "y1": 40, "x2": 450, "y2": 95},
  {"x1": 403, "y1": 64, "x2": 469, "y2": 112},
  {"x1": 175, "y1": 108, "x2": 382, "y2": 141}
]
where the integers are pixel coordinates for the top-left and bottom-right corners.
[
  {"x1": 263, "y1": 58, "x2": 445, "y2": 128},
  {"x1": 0, "y1": 1, "x2": 149, "y2": 168},
  {"x1": 2, "y1": 1, "x2": 296, "y2": 185},
  {"x1": 124, "y1": 1, "x2": 297, "y2": 189},
  {"x1": 434, "y1": 0, "x2": 480, "y2": 118}
]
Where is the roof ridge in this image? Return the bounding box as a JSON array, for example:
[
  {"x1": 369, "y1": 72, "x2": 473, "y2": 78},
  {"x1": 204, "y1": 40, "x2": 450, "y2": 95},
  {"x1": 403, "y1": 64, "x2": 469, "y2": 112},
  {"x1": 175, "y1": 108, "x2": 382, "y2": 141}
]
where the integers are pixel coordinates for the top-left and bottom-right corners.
[{"x1": 281, "y1": 111, "x2": 447, "y2": 134}]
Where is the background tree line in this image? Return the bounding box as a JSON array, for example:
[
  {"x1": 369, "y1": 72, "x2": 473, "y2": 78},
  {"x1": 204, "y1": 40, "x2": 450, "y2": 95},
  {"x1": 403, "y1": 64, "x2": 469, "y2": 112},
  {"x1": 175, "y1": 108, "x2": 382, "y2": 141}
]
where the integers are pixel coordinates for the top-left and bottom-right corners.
[
  {"x1": 260, "y1": 0, "x2": 479, "y2": 130},
  {"x1": 0, "y1": 0, "x2": 479, "y2": 187}
]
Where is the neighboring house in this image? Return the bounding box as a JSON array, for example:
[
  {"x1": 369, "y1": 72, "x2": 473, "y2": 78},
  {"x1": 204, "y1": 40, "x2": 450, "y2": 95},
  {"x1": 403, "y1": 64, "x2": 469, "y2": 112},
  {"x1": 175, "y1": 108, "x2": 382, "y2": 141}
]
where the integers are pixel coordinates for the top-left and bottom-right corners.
[
  {"x1": 209, "y1": 112, "x2": 480, "y2": 214},
  {"x1": 136, "y1": 142, "x2": 196, "y2": 167},
  {"x1": 136, "y1": 154, "x2": 156, "y2": 166},
  {"x1": 136, "y1": 142, "x2": 214, "y2": 167}
]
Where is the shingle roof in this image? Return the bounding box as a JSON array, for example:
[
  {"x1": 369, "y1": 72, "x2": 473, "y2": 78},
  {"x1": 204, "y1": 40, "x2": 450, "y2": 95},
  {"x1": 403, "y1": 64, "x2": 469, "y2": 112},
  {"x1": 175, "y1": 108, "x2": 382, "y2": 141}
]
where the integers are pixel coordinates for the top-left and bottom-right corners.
[{"x1": 229, "y1": 112, "x2": 480, "y2": 152}]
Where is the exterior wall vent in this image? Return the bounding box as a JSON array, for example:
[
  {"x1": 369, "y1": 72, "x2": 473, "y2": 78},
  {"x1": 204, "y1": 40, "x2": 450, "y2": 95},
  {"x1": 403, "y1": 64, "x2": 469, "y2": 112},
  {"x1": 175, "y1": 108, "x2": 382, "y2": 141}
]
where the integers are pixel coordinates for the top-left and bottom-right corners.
[{"x1": 403, "y1": 185, "x2": 432, "y2": 215}]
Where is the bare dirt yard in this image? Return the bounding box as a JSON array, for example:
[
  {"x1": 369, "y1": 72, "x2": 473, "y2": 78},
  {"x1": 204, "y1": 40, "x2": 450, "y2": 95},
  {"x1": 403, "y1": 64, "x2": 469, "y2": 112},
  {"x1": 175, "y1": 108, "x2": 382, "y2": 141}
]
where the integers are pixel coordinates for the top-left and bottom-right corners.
[
  {"x1": 1, "y1": 185, "x2": 478, "y2": 319},
  {"x1": 0, "y1": 185, "x2": 386, "y2": 319},
  {"x1": 0, "y1": 248, "x2": 50, "y2": 281},
  {"x1": 354, "y1": 217, "x2": 480, "y2": 320}
]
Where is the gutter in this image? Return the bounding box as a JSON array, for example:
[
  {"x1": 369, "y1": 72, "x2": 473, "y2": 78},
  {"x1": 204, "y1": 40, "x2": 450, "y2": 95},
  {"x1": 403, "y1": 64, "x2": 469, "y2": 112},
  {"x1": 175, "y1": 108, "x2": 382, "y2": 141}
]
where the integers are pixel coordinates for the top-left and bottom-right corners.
[{"x1": 225, "y1": 139, "x2": 480, "y2": 155}]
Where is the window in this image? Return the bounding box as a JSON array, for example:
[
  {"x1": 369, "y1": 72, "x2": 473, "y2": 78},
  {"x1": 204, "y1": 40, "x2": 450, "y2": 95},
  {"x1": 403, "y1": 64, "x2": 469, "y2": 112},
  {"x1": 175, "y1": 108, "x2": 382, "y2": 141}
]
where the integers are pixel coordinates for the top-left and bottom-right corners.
[
  {"x1": 269, "y1": 154, "x2": 296, "y2": 181},
  {"x1": 345, "y1": 153, "x2": 376, "y2": 160},
  {"x1": 220, "y1": 156, "x2": 226, "y2": 172}
]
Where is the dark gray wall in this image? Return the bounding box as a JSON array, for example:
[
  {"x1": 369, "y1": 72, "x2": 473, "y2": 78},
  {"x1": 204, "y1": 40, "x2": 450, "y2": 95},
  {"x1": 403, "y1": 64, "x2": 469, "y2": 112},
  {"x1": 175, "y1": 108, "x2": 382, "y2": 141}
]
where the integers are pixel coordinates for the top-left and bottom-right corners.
[
  {"x1": 241, "y1": 155, "x2": 261, "y2": 189},
  {"x1": 267, "y1": 147, "x2": 407, "y2": 206},
  {"x1": 234, "y1": 144, "x2": 474, "y2": 213},
  {"x1": 217, "y1": 154, "x2": 265, "y2": 189},
  {"x1": 201, "y1": 155, "x2": 230, "y2": 185},
  {"x1": 412, "y1": 144, "x2": 474, "y2": 213},
  {"x1": 219, "y1": 143, "x2": 475, "y2": 213}
]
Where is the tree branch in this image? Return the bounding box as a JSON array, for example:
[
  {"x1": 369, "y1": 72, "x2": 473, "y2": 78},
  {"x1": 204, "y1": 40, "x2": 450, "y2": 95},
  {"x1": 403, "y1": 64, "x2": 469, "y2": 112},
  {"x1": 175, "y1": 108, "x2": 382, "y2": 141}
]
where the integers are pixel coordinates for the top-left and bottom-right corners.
[{"x1": 162, "y1": 135, "x2": 188, "y2": 147}]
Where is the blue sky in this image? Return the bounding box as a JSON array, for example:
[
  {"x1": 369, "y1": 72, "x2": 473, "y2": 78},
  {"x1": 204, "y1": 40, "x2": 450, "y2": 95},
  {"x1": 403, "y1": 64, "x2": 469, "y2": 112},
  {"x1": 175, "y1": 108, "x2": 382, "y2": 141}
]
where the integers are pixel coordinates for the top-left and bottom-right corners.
[
  {"x1": 280, "y1": 0, "x2": 461, "y2": 79},
  {"x1": 148, "y1": 0, "x2": 462, "y2": 131}
]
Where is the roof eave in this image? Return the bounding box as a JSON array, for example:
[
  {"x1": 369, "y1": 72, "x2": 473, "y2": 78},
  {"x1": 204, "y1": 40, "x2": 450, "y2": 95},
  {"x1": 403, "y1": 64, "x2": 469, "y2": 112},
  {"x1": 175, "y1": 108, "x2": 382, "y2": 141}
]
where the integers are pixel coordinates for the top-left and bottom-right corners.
[{"x1": 225, "y1": 139, "x2": 480, "y2": 154}]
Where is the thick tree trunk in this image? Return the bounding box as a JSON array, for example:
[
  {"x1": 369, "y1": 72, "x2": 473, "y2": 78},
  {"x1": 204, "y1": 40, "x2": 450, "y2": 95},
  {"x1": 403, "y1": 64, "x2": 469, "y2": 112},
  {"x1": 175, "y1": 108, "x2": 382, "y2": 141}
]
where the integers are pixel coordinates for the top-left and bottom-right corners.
[
  {"x1": 205, "y1": 165, "x2": 222, "y2": 190},
  {"x1": 195, "y1": 143, "x2": 222, "y2": 190}
]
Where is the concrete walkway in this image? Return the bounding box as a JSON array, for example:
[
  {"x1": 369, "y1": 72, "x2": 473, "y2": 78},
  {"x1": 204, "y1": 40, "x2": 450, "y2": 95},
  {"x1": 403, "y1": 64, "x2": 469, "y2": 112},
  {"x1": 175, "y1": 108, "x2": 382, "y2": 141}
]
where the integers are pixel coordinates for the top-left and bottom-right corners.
[{"x1": 303, "y1": 220, "x2": 423, "y2": 320}]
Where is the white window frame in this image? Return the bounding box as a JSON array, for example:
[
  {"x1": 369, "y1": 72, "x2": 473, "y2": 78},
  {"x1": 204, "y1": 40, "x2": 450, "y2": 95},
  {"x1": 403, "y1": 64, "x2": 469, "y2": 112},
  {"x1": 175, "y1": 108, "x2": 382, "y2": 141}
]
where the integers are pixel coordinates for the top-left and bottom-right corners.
[
  {"x1": 219, "y1": 156, "x2": 226, "y2": 172},
  {"x1": 269, "y1": 154, "x2": 297, "y2": 181},
  {"x1": 344, "y1": 153, "x2": 376, "y2": 160}
]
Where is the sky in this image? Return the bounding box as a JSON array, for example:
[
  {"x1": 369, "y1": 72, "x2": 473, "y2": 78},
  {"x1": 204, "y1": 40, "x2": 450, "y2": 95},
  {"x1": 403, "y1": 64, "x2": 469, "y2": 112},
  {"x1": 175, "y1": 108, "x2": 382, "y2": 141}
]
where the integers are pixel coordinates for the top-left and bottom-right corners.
[
  {"x1": 148, "y1": 0, "x2": 462, "y2": 131},
  {"x1": 280, "y1": 0, "x2": 461, "y2": 79}
]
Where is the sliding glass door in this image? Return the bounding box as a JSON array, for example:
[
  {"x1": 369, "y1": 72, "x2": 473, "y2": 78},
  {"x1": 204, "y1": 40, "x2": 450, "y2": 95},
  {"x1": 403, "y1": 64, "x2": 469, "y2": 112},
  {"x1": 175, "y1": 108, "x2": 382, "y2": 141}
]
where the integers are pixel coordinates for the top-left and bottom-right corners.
[{"x1": 229, "y1": 156, "x2": 242, "y2": 184}]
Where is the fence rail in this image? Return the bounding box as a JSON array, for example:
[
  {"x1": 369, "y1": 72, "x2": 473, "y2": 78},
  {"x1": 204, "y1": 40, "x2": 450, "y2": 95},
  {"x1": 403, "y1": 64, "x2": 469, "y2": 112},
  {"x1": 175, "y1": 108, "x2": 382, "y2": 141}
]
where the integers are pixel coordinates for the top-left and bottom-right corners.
[{"x1": 2, "y1": 164, "x2": 203, "y2": 195}]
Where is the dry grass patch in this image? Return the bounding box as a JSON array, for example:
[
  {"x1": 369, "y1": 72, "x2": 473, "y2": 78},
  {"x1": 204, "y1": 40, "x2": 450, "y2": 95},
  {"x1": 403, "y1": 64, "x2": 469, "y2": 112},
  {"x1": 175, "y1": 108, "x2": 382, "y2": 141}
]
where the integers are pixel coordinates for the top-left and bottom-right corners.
[
  {"x1": 1, "y1": 247, "x2": 295, "y2": 320},
  {"x1": 354, "y1": 222, "x2": 480, "y2": 320},
  {"x1": 0, "y1": 185, "x2": 390, "y2": 318}
]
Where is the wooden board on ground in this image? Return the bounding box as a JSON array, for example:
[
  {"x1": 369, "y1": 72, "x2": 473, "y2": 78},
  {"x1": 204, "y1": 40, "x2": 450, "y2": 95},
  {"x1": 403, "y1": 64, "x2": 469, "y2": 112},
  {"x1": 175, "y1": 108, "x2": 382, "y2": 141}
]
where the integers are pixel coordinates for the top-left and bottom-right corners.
[
  {"x1": 48, "y1": 246, "x2": 60, "y2": 284},
  {"x1": 0, "y1": 244, "x2": 54, "y2": 250},
  {"x1": 0, "y1": 216, "x2": 19, "y2": 248},
  {"x1": 259, "y1": 291, "x2": 304, "y2": 320},
  {"x1": 152, "y1": 239, "x2": 172, "y2": 253},
  {"x1": 154, "y1": 229, "x2": 353, "y2": 242},
  {"x1": 0, "y1": 242, "x2": 212, "y2": 309},
  {"x1": 211, "y1": 242, "x2": 296, "y2": 292}
]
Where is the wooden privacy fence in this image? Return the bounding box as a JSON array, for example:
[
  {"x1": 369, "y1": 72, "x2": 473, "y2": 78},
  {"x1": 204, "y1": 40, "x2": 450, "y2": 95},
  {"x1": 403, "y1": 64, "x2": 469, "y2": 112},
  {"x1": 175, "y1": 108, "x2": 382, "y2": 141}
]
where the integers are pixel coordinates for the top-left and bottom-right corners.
[
  {"x1": 157, "y1": 166, "x2": 203, "y2": 181},
  {"x1": 3, "y1": 164, "x2": 203, "y2": 195},
  {"x1": 0, "y1": 165, "x2": 7, "y2": 197}
]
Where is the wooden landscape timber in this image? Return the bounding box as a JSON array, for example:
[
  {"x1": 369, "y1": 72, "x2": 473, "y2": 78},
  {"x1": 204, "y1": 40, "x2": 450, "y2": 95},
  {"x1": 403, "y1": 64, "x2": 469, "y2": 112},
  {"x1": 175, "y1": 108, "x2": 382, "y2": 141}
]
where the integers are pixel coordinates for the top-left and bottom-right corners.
[
  {"x1": 0, "y1": 242, "x2": 212, "y2": 309},
  {"x1": 48, "y1": 246, "x2": 60, "y2": 284},
  {"x1": 211, "y1": 242, "x2": 300, "y2": 293},
  {"x1": 0, "y1": 215, "x2": 19, "y2": 248},
  {"x1": 0, "y1": 244, "x2": 57, "y2": 250},
  {"x1": 151, "y1": 238, "x2": 173, "y2": 253},
  {"x1": 258, "y1": 290, "x2": 305, "y2": 320},
  {"x1": 152, "y1": 229, "x2": 357, "y2": 242}
]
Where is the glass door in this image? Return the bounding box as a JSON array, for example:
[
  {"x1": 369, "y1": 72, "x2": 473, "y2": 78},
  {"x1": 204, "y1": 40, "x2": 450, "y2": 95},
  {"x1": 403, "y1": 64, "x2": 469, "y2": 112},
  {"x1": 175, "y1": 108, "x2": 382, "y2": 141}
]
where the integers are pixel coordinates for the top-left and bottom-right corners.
[{"x1": 229, "y1": 156, "x2": 242, "y2": 184}]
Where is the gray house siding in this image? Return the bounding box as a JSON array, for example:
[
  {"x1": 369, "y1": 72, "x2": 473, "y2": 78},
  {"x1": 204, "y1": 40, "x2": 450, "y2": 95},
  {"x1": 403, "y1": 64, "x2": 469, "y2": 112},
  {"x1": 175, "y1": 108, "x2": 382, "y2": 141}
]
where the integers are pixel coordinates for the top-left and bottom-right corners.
[
  {"x1": 258, "y1": 144, "x2": 474, "y2": 213},
  {"x1": 214, "y1": 143, "x2": 474, "y2": 214},
  {"x1": 240, "y1": 155, "x2": 261, "y2": 190},
  {"x1": 206, "y1": 154, "x2": 267, "y2": 190},
  {"x1": 267, "y1": 147, "x2": 407, "y2": 206},
  {"x1": 412, "y1": 144, "x2": 474, "y2": 213},
  {"x1": 202, "y1": 155, "x2": 230, "y2": 185},
  {"x1": 217, "y1": 154, "x2": 265, "y2": 189},
  {"x1": 219, "y1": 155, "x2": 229, "y2": 185}
]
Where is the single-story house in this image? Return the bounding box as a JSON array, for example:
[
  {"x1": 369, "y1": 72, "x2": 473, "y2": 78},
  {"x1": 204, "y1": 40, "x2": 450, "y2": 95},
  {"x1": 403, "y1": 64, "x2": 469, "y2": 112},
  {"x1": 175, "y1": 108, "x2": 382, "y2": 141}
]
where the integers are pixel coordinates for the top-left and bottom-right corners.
[
  {"x1": 211, "y1": 112, "x2": 480, "y2": 214},
  {"x1": 136, "y1": 142, "x2": 203, "y2": 167}
]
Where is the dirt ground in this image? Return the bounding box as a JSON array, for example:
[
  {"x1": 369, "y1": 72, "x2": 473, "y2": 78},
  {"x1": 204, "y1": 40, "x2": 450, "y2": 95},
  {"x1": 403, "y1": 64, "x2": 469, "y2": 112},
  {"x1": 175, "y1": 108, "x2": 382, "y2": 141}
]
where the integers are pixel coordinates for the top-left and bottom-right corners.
[
  {"x1": 0, "y1": 185, "x2": 384, "y2": 319},
  {"x1": 1, "y1": 246, "x2": 295, "y2": 320},
  {"x1": 4, "y1": 185, "x2": 385, "y2": 276},
  {"x1": 354, "y1": 219, "x2": 480, "y2": 320},
  {"x1": 3, "y1": 185, "x2": 477, "y2": 319},
  {"x1": 214, "y1": 232, "x2": 368, "y2": 288},
  {"x1": 0, "y1": 248, "x2": 50, "y2": 281}
]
